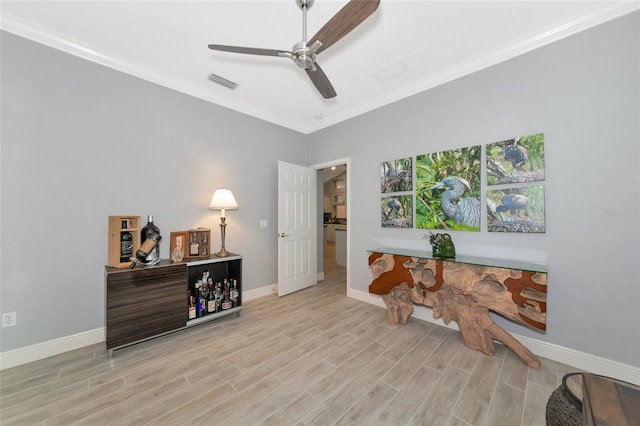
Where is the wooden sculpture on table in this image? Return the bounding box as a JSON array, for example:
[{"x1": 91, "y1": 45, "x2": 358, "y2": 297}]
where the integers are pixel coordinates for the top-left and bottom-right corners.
[{"x1": 369, "y1": 252, "x2": 546, "y2": 369}]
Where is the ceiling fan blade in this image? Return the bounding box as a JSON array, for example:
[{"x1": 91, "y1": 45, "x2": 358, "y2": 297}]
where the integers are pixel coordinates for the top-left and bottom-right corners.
[
  {"x1": 309, "y1": 0, "x2": 380, "y2": 55},
  {"x1": 208, "y1": 44, "x2": 292, "y2": 58},
  {"x1": 305, "y1": 62, "x2": 336, "y2": 99}
]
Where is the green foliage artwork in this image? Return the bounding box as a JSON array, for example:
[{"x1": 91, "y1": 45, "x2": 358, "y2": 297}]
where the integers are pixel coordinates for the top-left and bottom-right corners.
[
  {"x1": 381, "y1": 157, "x2": 412, "y2": 193},
  {"x1": 416, "y1": 146, "x2": 481, "y2": 232},
  {"x1": 487, "y1": 186, "x2": 546, "y2": 233},
  {"x1": 486, "y1": 133, "x2": 545, "y2": 185}
]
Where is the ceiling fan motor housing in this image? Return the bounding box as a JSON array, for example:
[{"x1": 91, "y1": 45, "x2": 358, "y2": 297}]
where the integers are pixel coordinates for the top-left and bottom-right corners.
[{"x1": 292, "y1": 41, "x2": 317, "y2": 69}]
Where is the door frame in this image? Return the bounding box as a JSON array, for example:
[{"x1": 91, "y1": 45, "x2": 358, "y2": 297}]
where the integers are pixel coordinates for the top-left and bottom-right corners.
[{"x1": 311, "y1": 157, "x2": 351, "y2": 294}]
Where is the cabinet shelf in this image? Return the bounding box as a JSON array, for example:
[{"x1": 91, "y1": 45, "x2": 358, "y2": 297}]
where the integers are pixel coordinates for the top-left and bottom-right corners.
[
  {"x1": 105, "y1": 254, "x2": 242, "y2": 356},
  {"x1": 186, "y1": 306, "x2": 241, "y2": 326}
]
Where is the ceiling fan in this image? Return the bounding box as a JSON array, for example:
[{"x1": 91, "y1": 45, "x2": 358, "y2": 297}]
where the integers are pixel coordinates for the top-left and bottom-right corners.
[{"x1": 208, "y1": 0, "x2": 380, "y2": 99}]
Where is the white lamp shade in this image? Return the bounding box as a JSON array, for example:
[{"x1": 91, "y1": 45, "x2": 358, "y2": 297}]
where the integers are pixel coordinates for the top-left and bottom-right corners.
[{"x1": 209, "y1": 188, "x2": 238, "y2": 210}]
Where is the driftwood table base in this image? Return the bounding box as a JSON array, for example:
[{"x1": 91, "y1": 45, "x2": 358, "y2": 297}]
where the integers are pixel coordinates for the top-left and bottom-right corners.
[{"x1": 369, "y1": 251, "x2": 547, "y2": 369}]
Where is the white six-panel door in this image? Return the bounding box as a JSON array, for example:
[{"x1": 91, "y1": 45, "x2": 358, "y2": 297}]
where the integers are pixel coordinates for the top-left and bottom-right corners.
[{"x1": 277, "y1": 161, "x2": 318, "y2": 296}]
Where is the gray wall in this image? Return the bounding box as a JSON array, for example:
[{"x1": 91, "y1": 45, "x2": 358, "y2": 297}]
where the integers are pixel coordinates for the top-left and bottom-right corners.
[
  {"x1": 1, "y1": 11, "x2": 638, "y2": 370},
  {"x1": 0, "y1": 31, "x2": 307, "y2": 351},
  {"x1": 307, "y1": 12, "x2": 639, "y2": 367}
]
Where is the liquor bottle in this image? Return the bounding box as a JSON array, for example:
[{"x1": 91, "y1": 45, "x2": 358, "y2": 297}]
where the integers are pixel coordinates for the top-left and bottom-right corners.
[
  {"x1": 198, "y1": 283, "x2": 206, "y2": 316},
  {"x1": 221, "y1": 289, "x2": 232, "y2": 310},
  {"x1": 140, "y1": 215, "x2": 161, "y2": 265},
  {"x1": 207, "y1": 282, "x2": 216, "y2": 313},
  {"x1": 120, "y1": 231, "x2": 133, "y2": 262},
  {"x1": 188, "y1": 290, "x2": 196, "y2": 320},
  {"x1": 226, "y1": 280, "x2": 232, "y2": 306},
  {"x1": 200, "y1": 281, "x2": 209, "y2": 315},
  {"x1": 232, "y1": 279, "x2": 239, "y2": 307},
  {"x1": 129, "y1": 233, "x2": 161, "y2": 269},
  {"x1": 194, "y1": 283, "x2": 203, "y2": 318},
  {"x1": 190, "y1": 233, "x2": 200, "y2": 256},
  {"x1": 215, "y1": 282, "x2": 222, "y2": 311}
]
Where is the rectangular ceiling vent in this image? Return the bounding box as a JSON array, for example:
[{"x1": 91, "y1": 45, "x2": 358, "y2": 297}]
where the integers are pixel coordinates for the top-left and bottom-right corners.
[
  {"x1": 373, "y1": 60, "x2": 409, "y2": 83},
  {"x1": 208, "y1": 73, "x2": 238, "y2": 89}
]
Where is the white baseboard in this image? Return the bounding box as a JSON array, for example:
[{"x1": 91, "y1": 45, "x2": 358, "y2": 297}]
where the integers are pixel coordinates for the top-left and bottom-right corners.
[
  {"x1": 4, "y1": 286, "x2": 638, "y2": 386},
  {"x1": 242, "y1": 284, "x2": 277, "y2": 302},
  {"x1": 0, "y1": 285, "x2": 279, "y2": 370},
  {"x1": 0, "y1": 328, "x2": 105, "y2": 370},
  {"x1": 348, "y1": 288, "x2": 640, "y2": 386}
]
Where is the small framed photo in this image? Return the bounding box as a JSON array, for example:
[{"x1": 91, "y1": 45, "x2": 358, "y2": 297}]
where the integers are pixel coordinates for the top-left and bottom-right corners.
[{"x1": 170, "y1": 231, "x2": 188, "y2": 262}]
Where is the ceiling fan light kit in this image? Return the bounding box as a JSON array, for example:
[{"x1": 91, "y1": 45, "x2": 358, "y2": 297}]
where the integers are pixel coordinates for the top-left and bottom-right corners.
[{"x1": 208, "y1": 0, "x2": 380, "y2": 99}]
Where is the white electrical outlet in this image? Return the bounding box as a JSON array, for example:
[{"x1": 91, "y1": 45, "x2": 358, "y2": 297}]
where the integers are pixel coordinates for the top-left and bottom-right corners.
[
  {"x1": 2, "y1": 312, "x2": 17, "y2": 327},
  {"x1": 260, "y1": 220, "x2": 268, "y2": 228}
]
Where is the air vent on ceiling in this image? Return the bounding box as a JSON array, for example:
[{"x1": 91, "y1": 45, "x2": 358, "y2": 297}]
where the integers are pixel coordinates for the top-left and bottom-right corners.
[{"x1": 373, "y1": 60, "x2": 409, "y2": 83}]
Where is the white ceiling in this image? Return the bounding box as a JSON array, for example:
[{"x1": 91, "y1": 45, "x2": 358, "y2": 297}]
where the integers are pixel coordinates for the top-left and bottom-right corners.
[{"x1": 2, "y1": 1, "x2": 638, "y2": 134}]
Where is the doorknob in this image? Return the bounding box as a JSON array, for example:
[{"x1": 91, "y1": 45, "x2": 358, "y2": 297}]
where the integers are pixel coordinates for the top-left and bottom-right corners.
[{"x1": 279, "y1": 233, "x2": 289, "y2": 238}]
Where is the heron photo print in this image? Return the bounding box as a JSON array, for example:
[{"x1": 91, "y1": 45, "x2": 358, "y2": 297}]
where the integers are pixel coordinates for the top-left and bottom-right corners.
[{"x1": 416, "y1": 145, "x2": 481, "y2": 232}]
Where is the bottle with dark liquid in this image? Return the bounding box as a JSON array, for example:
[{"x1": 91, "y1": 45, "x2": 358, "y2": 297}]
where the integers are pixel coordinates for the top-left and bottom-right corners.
[
  {"x1": 140, "y1": 215, "x2": 161, "y2": 265},
  {"x1": 199, "y1": 284, "x2": 206, "y2": 316},
  {"x1": 232, "y1": 279, "x2": 239, "y2": 307},
  {"x1": 194, "y1": 283, "x2": 203, "y2": 318},
  {"x1": 120, "y1": 231, "x2": 133, "y2": 262},
  {"x1": 221, "y1": 279, "x2": 232, "y2": 310},
  {"x1": 215, "y1": 282, "x2": 222, "y2": 311},
  {"x1": 207, "y1": 282, "x2": 216, "y2": 313},
  {"x1": 200, "y1": 281, "x2": 208, "y2": 316},
  {"x1": 188, "y1": 290, "x2": 196, "y2": 320},
  {"x1": 129, "y1": 233, "x2": 161, "y2": 269}
]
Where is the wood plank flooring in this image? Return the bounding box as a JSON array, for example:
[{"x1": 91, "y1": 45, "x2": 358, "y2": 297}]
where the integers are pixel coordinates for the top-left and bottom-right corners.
[{"x1": 0, "y1": 245, "x2": 582, "y2": 425}]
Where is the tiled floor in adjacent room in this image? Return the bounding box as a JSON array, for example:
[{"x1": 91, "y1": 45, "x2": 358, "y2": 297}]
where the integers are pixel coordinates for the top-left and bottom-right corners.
[{"x1": 0, "y1": 245, "x2": 581, "y2": 425}]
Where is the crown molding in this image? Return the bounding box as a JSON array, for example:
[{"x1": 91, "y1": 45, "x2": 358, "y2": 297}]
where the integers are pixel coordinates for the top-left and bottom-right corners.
[
  {"x1": 0, "y1": 13, "x2": 308, "y2": 134},
  {"x1": 306, "y1": 1, "x2": 640, "y2": 133},
  {"x1": 2, "y1": 2, "x2": 639, "y2": 135}
]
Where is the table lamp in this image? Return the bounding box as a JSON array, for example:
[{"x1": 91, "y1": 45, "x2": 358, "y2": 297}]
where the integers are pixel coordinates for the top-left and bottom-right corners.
[{"x1": 209, "y1": 188, "x2": 238, "y2": 257}]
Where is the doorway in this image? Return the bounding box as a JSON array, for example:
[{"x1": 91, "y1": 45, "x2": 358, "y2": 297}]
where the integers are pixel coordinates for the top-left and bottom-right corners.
[{"x1": 314, "y1": 159, "x2": 349, "y2": 288}]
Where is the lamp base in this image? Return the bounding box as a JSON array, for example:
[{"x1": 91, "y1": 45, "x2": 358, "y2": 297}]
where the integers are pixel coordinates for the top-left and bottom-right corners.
[{"x1": 215, "y1": 248, "x2": 230, "y2": 257}]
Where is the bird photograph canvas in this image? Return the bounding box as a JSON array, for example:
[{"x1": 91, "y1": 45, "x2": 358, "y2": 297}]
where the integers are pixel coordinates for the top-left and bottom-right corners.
[
  {"x1": 381, "y1": 195, "x2": 412, "y2": 228},
  {"x1": 486, "y1": 132, "x2": 546, "y2": 185},
  {"x1": 381, "y1": 157, "x2": 412, "y2": 193},
  {"x1": 487, "y1": 185, "x2": 546, "y2": 233},
  {"x1": 416, "y1": 145, "x2": 481, "y2": 231}
]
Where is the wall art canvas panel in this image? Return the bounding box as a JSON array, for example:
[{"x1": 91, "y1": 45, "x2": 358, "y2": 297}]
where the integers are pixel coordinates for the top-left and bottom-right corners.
[
  {"x1": 416, "y1": 145, "x2": 481, "y2": 231},
  {"x1": 486, "y1": 132, "x2": 546, "y2": 185},
  {"x1": 487, "y1": 185, "x2": 546, "y2": 233},
  {"x1": 381, "y1": 157, "x2": 413, "y2": 193},
  {"x1": 381, "y1": 195, "x2": 413, "y2": 228}
]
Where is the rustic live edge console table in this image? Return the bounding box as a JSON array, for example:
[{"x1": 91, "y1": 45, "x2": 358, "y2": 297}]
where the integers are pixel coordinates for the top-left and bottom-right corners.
[{"x1": 368, "y1": 247, "x2": 547, "y2": 369}]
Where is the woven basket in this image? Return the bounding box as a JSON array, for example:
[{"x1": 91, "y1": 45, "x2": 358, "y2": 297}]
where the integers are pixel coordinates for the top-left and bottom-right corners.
[{"x1": 545, "y1": 373, "x2": 582, "y2": 426}]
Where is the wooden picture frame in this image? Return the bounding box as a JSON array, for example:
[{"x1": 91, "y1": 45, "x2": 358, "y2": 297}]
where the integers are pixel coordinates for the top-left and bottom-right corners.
[
  {"x1": 169, "y1": 231, "x2": 188, "y2": 262},
  {"x1": 170, "y1": 228, "x2": 211, "y2": 261},
  {"x1": 186, "y1": 228, "x2": 211, "y2": 259}
]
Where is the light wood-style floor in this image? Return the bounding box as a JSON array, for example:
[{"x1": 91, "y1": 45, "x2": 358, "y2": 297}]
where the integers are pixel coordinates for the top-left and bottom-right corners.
[{"x1": 1, "y1": 246, "x2": 581, "y2": 425}]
